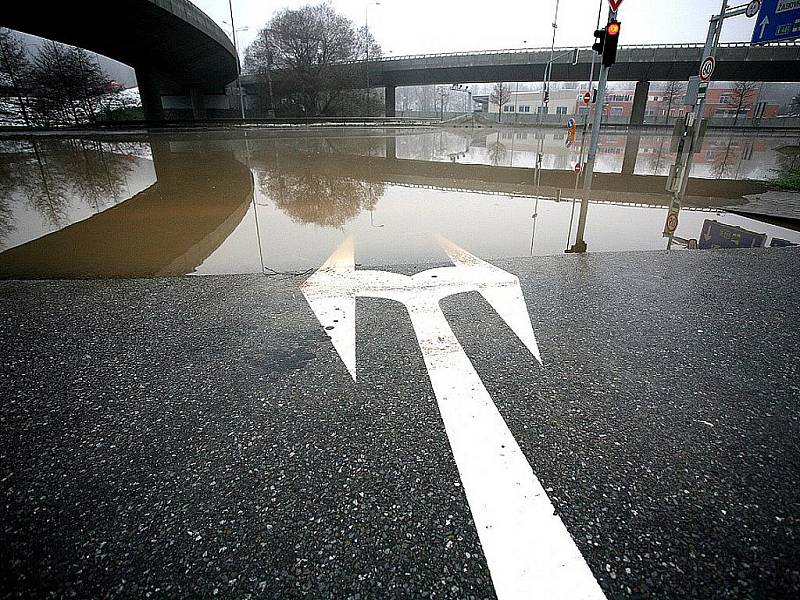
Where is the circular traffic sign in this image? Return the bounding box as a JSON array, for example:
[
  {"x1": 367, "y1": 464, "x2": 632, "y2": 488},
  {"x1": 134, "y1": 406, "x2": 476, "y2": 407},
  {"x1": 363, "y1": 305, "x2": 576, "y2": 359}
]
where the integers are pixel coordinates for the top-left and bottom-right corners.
[
  {"x1": 582, "y1": 92, "x2": 591, "y2": 105},
  {"x1": 699, "y1": 56, "x2": 715, "y2": 82},
  {"x1": 574, "y1": 163, "x2": 582, "y2": 174},
  {"x1": 746, "y1": 0, "x2": 761, "y2": 18},
  {"x1": 666, "y1": 213, "x2": 679, "y2": 234}
]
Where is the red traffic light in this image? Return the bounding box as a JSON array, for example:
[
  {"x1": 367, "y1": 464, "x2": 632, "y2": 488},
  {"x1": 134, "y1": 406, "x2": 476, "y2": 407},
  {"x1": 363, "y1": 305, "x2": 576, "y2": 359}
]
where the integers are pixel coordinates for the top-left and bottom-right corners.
[{"x1": 607, "y1": 21, "x2": 620, "y2": 36}]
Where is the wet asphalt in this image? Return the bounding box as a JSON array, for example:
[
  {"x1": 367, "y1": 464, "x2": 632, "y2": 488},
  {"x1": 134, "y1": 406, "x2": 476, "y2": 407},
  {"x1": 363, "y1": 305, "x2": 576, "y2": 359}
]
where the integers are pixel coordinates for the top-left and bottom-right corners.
[{"x1": 1, "y1": 247, "x2": 798, "y2": 600}]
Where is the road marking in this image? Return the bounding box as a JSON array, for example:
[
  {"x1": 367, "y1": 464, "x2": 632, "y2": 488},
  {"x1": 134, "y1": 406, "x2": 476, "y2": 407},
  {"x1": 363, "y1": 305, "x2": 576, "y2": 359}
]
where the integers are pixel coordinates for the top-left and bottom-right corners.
[{"x1": 302, "y1": 236, "x2": 606, "y2": 600}]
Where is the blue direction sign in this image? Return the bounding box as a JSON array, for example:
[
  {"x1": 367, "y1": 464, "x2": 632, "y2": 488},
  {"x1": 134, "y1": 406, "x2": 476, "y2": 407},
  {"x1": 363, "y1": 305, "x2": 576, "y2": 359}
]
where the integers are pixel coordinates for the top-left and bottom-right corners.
[
  {"x1": 698, "y1": 220, "x2": 767, "y2": 250},
  {"x1": 751, "y1": 0, "x2": 800, "y2": 44}
]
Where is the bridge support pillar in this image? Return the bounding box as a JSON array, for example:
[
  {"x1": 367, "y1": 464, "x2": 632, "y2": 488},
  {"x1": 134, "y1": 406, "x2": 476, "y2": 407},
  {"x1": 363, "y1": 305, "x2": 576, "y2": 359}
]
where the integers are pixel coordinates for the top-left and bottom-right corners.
[
  {"x1": 190, "y1": 88, "x2": 207, "y2": 120},
  {"x1": 630, "y1": 80, "x2": 650, "y2": 126},
  {"x1": 386, "y1": 136, "x2": 396, "y2": 160},
  {"x1": 385, "y1": 85, "x2": 396, "y2": 117},
  {"x1": 622, "y1": 132, "x2": 641, "y2": 174},
  {"x1": 136, "y1": 67, "x2": 165, "y2": 121}
]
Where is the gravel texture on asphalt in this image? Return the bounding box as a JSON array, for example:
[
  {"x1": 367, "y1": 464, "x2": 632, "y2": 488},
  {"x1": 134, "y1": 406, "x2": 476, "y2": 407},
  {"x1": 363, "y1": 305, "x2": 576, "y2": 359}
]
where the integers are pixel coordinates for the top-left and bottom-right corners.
[{"x1": 1, "y1": 247, "x2": 798, "y2": 599}]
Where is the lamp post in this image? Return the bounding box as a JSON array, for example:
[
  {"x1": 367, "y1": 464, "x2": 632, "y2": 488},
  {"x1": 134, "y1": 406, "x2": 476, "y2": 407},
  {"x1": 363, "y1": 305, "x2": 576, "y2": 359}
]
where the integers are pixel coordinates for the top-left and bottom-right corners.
[
  {"x1": 365, "y1": 1, "x2": 381, "y2": 115},
  {"x1": 539, "y1": 0, "x2": 561, "y2": 123},
  {"x1": 225, "y1": 0, "x2": 247, "y2": 120}
]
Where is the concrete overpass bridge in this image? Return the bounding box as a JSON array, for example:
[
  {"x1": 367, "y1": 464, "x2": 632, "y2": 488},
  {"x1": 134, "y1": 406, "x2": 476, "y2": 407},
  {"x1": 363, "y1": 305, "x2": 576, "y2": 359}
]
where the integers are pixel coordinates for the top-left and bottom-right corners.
[
  {"x1": 242, "y1": 41, "x2": 800, "y2": 122},
  {"x1": 1, "y1": 0, "x2": 239, "y2": 121}
]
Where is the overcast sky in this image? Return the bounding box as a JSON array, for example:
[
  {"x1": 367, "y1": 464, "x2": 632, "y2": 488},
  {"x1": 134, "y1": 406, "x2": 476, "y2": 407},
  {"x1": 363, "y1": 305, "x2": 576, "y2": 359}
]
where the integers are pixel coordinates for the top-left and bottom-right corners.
[{"x1": 190, "y1": 0, "x2": 759, "y2": 58}]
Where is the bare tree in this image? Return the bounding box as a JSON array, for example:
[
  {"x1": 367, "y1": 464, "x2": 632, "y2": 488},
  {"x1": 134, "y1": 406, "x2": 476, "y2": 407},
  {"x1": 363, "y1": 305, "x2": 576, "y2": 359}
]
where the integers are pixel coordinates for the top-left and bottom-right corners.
[
  {"x1": 726, "y1": 81, "x2": 759, "y2": 125},
  {"x1": 26, "y1": 42, "x2": 112, "y2": 126},
  {"x1": 659, "y1": 80, "x2": 685, "y2": 123},
  {"x1": 244, "y1": 3, "x2": 381, "y2": 117},
  {"x1": 0, "y1": 28, "x2": 32, "y2": 126},
  {"x1": 490, "y1": 82, "x2": 512, "y2": 123}
]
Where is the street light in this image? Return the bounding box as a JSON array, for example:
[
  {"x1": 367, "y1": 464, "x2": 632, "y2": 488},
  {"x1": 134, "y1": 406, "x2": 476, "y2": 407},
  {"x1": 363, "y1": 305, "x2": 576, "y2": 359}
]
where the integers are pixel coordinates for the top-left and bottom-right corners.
[
  {"x1": 365, "y1": 1, "x2": 381, "y2": 114},
  {"x1": 224, "y1": 0, "x2": 247, "y2": 119}
]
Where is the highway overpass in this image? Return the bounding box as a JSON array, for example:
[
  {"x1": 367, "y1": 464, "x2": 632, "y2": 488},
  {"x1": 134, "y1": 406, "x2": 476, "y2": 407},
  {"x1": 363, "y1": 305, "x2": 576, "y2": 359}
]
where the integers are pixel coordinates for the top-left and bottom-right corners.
[
  {"x1": 0, "y1": 0, "x2": 239, "y2": 121},
  {"x1": 242, "y1": 42, "x2": 800, "y2": 122}
]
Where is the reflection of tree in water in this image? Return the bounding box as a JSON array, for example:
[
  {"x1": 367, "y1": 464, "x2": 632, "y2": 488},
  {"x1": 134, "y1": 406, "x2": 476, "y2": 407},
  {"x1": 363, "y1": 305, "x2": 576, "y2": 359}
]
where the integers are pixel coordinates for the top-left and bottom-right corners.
[
  {"x1": 259, "y1": 168, "x2": 384, "y2": 228},
  {"x1": 1, "y1": 138, "x2": 140, "y2": 228},
  {"x1": 710, "y1": 140, "x2": 739, "y2": 179},
  {"x1": 488, "y1": 139, "x2": 508, "y2": 166},
  {"x1": 647, "y1": 137, "x2": 668, "y2": 175}
]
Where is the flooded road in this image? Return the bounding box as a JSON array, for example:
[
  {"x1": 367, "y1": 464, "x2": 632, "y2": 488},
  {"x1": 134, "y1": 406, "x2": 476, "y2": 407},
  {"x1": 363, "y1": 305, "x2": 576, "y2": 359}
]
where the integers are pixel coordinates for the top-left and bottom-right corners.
[{"x1": 0, "y1": 128, "x2": 797, "y2": 278}]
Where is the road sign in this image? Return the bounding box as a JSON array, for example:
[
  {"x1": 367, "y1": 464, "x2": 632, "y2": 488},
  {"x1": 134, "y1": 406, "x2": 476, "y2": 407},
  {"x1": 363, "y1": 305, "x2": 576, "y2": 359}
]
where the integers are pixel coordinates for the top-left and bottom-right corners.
[
  {"x1": 698, "y1": 220, "x2": 767, "y2": 249},
  {"x1": 665, "y1": 213, "x2": 679, "y2": 235},
  {"x1": 608, "y1": 0, "x2": 624, "y2": 11},
  {"x1": 746, "y1": 0, "x2": 762, "y2": 18},
  {"x1": 582, "y1": 92, "x2": 591, "y2": 105},
  {"x1": 567, "y1": 118, "x2": 576, "y2": 130},
  {"x1": 699, "y1": 56, "x2": 715, "y2": 82},
  {"x1": 751, "y1": 0, "x2": 800, "y2": 44},
  {"x1": 574, "y1": 163, "x2": 582, "y2": 174}
]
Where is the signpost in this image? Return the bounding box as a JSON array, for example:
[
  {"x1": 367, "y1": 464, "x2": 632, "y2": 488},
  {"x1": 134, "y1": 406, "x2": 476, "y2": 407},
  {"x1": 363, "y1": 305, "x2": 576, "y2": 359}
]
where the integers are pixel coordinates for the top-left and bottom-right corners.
[{"x1": 751, "y1": 0, "x2": 800, "y2": 44}]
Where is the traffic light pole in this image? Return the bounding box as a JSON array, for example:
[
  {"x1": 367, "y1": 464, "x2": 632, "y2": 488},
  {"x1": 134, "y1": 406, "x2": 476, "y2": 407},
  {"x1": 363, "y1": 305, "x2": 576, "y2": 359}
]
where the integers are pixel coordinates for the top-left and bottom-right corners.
[{"x1": 568, "y1": 6, "x2": 618, "y2": 254}]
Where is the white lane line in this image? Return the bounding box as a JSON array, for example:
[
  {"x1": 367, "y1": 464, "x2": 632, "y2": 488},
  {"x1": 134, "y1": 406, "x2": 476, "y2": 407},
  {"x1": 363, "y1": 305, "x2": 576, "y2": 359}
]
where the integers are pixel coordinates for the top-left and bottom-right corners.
[{"x1": 301, "y1": 236, "x2": 606, "y2": 600}]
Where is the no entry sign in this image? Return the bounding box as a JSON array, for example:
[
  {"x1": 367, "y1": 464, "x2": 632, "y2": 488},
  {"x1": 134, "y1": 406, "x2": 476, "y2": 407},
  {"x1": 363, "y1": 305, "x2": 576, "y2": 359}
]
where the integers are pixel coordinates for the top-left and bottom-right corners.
[{"x1": 583, "y1": 92, "x2": 592, "y2": 105}]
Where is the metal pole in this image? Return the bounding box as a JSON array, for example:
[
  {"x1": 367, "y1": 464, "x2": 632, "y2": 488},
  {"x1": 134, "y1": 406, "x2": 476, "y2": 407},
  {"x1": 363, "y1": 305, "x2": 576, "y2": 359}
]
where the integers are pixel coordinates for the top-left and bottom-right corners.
[
  {"x1": 569, "y1": 4, "x2": 617, "y2": 253},
  {"x1": 228, "y1": 0, "x2": 245, "y2": 120},
  {"x1": 365, "y1": 5, "x2": 370, "y2": 113},
  {"x1": 539, "y1": 0, "x2": 560, "y2": 123}
]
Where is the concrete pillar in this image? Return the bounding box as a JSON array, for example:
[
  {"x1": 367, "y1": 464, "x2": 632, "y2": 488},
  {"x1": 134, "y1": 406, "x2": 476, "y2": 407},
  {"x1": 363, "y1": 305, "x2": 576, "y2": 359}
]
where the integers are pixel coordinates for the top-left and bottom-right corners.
[
  {"x1": 190, "y1": 88, "x2": 207, "y2": 120},
  {"x1": 385, "y1": 85, "x2": 396, "y2": 117},
  {"x1": 630, "y1": 80, "x2": 650, "y2": 126},
  {"x1": 622, "y1": 131, "x2": 641, "y2": 174},
  {"x1": 135, "y1": 67, "x2": 165, "y2": 121}
]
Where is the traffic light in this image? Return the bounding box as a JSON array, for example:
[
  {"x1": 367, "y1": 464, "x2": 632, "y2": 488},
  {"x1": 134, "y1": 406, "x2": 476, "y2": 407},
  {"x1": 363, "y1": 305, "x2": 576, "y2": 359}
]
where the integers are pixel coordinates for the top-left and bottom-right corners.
[
  {"x1": 592, "y1": 28, "x2": 606, "y2": 56},
  {"x1": 603, "y1": 20, "x2": 621, "y2": 67},
  {"x1": 591, "y1": 21, "x2": 622, "y2": 67}
]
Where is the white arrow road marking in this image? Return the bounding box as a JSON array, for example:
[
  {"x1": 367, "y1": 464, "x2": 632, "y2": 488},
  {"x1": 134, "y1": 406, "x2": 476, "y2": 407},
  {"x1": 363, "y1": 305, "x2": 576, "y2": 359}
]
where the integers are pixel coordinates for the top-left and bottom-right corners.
[{"x1": 301, "y1": 236, "x2": 606, "y2": 600}]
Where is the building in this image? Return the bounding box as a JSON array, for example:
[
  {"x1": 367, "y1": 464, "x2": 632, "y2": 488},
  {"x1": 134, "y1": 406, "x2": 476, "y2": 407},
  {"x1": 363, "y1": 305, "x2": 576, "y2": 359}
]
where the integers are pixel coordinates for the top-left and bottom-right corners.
[{"x1": 485, "y1": 89, "x2": 579, "y2": 116}]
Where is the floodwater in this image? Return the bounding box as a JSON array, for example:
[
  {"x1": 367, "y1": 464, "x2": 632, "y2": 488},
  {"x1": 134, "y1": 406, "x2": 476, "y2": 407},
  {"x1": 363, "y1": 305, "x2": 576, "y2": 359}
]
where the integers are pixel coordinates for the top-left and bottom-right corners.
[{"x1": 0, "y1": 127, "x2": 798, "y2": 279}]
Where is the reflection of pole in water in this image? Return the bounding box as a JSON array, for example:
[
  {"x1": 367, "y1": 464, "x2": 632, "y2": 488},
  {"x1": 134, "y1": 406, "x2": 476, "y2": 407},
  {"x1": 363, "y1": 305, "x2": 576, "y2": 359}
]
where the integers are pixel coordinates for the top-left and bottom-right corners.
[{"x1": 529, "y1": 196, "x2": 539, "y2": 255}]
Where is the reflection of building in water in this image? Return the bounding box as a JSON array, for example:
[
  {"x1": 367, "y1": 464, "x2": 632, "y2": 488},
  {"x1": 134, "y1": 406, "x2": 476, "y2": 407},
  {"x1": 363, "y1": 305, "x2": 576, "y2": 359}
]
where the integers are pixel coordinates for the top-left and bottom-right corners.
[{"x1": 0, "y1": 141, "x2": 253, "y2": 278}]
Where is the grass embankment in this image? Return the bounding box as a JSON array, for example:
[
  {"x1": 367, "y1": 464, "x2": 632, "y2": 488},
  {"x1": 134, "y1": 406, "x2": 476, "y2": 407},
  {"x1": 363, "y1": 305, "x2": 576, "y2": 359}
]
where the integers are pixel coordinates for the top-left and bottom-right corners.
[{"x1": 770, "y1": 168, "x2": 800, "y2": 191}]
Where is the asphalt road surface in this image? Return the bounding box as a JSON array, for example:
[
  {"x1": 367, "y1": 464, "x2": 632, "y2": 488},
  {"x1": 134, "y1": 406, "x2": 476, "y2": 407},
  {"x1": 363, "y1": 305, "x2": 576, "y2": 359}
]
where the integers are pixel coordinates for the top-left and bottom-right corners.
[{"x1": 1, "y1": 247, "x2": 798, "y2": 599}]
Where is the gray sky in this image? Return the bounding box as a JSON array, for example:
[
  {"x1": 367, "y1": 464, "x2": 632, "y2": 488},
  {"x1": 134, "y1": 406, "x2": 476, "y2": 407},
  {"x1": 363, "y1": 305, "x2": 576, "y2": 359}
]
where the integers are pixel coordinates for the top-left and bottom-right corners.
[{"x1": 190, "y1": 0, "x2": 759, "y2": 59}]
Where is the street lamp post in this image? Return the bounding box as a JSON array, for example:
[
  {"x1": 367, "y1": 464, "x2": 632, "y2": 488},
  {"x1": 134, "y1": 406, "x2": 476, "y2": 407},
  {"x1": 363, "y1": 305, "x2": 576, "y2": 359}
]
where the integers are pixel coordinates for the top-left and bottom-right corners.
[
  {"x1": 365, "y1": 1, "x2": 381, "y2": 115},
  {"x1": 226, "y1": 0, "x2": 246, "y2": 120},
  {"x1": 539, "y1": 0, "x2": 561, "y2": 123}
]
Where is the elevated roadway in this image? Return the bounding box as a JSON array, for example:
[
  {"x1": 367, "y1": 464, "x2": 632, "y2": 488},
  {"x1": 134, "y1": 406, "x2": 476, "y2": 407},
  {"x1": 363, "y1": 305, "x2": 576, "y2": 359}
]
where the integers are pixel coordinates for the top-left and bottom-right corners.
[
  {"x1": 242, "y1": 42, "x2": 800, "y2": 121},
  {"x1": 1, "y1": 0, "x2": 239, "y2": 120}
]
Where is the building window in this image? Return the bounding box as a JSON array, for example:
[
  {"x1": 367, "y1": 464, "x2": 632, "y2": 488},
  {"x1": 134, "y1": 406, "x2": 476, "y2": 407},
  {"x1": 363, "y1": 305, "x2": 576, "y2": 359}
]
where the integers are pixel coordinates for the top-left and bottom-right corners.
[
  {"x1": 518, "y1": 105, "x2": 531, "y2": 113},
  {"x1": 504, "y1": 105, "x2": 515, "y2": 112},
  {"x1": 719, "y1": 95, "x2": 731, "y2": 104},
  {"x1": 556, "y1": 106, "x2": 568, "y2": 115},
  {"x1": 537, "y1": 106, "x2": 549, "y2": 115},
  {"x1": 611, "y1": 107, "x2": 624, "y2": 116}
]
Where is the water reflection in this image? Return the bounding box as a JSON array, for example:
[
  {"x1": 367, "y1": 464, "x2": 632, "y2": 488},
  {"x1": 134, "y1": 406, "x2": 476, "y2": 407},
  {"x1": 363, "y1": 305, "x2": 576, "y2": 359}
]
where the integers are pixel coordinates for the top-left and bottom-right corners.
[
  {"x1": 0, "y1": 139, "x2": 252, "y2": 278},
  {"x1": 256, "y1": 152, "x2": 384, "y2": 228},
  {"x1": 0, "y1": 128, "x2": 797, "y2": 279}
]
